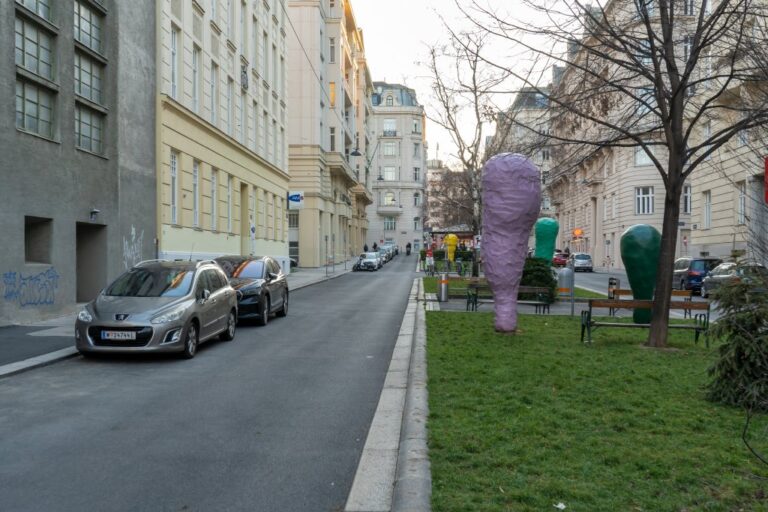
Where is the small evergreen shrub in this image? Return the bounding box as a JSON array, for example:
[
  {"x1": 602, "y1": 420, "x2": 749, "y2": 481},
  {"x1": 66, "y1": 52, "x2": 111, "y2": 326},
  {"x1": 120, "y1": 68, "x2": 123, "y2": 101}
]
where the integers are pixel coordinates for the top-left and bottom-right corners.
[{"x1": 520, "y1": 257, "x2": 557, "y2": 303}]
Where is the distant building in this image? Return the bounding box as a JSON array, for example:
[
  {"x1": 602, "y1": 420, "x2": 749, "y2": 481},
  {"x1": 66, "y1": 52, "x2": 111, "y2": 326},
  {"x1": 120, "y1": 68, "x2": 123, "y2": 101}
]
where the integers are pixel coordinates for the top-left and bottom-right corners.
[{"x1": 1, "y1": 0, "x2": 156, "y2": 323}]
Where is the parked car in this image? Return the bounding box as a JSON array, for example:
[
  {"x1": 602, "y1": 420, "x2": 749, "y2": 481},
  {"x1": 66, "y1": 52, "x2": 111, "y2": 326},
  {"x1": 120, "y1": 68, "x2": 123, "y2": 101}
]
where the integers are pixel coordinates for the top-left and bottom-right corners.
[
  {"x1": 215, "y1": 255, "x2": 288, "y2": 326},
  {"x1": 75, "y1": 260, "x2": 237, "y2": 359},
  {"x1": 356, "y1": 252, "x2": 380, "y2": 271},
  {"x1": 701, "y1": 262, "x2": 768, "y2": 298},
  {"x1": 570, "y1": 253, "x2": 593, "y2": 272},
  {"x1": 553, "y1": 252, "x2": 568, "y2": 267},
  {"x1": 672, "y1": 256, "x2": 722, "y2": 293}
]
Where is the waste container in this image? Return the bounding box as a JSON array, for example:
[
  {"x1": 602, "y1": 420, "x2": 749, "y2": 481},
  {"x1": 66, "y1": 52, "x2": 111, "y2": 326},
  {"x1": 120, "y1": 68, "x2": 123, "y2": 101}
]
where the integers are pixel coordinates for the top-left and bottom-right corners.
[
  {"x1": 438, "y1": 272, "x2": 449, "y2": 302},
  {"x1": 608, "y1": 277, "x2": 620, "y2": 299},
  {"x1": 558, "y1": 267, "x2": 574, "y2": 298}
]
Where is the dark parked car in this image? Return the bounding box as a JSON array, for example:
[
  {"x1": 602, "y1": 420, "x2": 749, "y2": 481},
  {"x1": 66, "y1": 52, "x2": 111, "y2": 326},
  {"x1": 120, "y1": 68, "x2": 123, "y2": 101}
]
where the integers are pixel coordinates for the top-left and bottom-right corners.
[
  {"x1": 215, "y1": 256, "x2": 288, "y2": 326},
  {"x1": 672, "y1": 256, "x2": 722, "y2": 293},
  {"x1": 701, "y1": 262, "x2": 768, "y2": 298},
  {"x1": 553, "y1": 252, "x2": 568, "y2": 267}
]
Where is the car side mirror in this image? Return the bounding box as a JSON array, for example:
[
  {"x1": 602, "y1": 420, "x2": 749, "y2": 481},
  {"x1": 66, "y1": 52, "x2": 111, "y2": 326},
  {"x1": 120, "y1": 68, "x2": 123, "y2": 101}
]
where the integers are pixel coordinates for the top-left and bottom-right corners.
[
  {"x1": 199, "y1": 289, "x2": 211, "y2": 303},
  {"x1": 268, "y1": 272, "x2": 279, "y2": 280}
]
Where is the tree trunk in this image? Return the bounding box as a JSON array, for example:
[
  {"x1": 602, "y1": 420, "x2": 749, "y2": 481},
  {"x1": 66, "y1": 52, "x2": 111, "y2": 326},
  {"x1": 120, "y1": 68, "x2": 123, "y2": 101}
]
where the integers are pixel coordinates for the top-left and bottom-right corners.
[{"x1": 647, "y1": 183, "x2": 682, "y2": 348}]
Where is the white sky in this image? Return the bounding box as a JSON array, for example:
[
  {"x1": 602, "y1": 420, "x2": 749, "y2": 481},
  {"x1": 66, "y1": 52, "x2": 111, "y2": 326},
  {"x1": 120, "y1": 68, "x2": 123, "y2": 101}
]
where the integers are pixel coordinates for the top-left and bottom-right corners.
[{"x1": 351, "y1": 0, "x2": 530, "y2": 167}]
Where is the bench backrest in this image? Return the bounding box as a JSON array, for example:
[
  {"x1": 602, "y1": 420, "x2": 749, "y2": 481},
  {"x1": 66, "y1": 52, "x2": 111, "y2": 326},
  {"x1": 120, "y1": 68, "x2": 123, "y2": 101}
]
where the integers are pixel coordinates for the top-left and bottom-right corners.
[{"x1": 589, "y1": 298, "x2": 709, "y2": 311}]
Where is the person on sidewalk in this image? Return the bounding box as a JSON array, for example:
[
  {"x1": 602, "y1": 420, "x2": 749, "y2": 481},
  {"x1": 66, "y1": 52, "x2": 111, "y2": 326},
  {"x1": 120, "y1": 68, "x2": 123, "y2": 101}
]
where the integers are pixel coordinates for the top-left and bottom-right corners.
[{"x1": 364, "y1": 243, "x2": 369, "y2": 252}]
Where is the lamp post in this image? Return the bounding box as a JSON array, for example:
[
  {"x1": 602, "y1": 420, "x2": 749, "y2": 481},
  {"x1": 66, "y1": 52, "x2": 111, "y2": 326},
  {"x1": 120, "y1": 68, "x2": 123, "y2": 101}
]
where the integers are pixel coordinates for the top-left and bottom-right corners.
[{"x1": 351, "y1": 141, "x2": 383, "y2": 249}]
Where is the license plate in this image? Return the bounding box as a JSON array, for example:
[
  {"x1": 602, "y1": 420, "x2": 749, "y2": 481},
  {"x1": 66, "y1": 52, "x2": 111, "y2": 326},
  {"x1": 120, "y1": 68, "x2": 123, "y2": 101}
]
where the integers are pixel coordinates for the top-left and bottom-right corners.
[{"x1": 101, "y1": 330, "x2": 136, "y2": 340}]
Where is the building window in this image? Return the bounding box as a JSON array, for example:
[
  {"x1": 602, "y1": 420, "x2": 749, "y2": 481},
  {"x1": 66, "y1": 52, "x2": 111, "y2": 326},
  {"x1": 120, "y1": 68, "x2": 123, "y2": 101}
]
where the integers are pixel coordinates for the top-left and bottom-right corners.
[
  {"x1": 703, "y1": 190, "x2": 711, "y2": 228},
  {"x1": 329, "y1": 126, "x2": 336, "y2": 152},
  {"x1": 683, "y1": 184, "x2": 692, "y2": 214},
  {"x1": 170, "y1": 151, "x2": 179, "y2": 224},
  {"x1": 612, "y1": 194, "x2": 617, "y2": 219},
  {"x1": 240, "y1": 0, "x2": 247, "y2": 54},
  {"x1": 329, "y1": 37, "x2": 335, "y2": 63},
  {"x1": 272, "y1": 118, "x2": 277, "y2": 163},
  {"x1": 74, "y1": 1, "x2": 102, "y2": 53},
  {"x1": 383, "y1": 191, "x2": 396, "y2": 205},
  {"x1": 329, "y1": 81, "x2": 336, "y2": 107},
  {"x1": 16, "y1": 80, "x2": 54, "y2": 138},
  {"x1": 262, "y1": 110, "x2": 268, "y2": 155},
  {"x1": 414, "y1": 193, "x2": 421, "y2": 206},
  {"x1": 210, "y1": 0, "x2": 217, "y2": 22},
  {"x1": 383, "y1": 119, "x2": 396, "y2": 136},
  {"x1": 239, "y1": 89, "x2": 246, "y2": 143},
  {"x1": 382, "y1": 166, "x2": 396, "y2": 181},
  {"x1": 413, "y1": 143, "x2": 421, "y2": 159},
  {"x1": 413, "y1": 217, "x2": 420, "y2": 231},
  {"x1": 386, "y1": 96, "x2": 393, "y2": 106},
  {"x1": 262, "y1": 31, "x2": 269, "y2": 82},
  {"x1": 272, "y1": 44, "x2": 278, "y2": 90},
  {"x1": 634, "y1": 145, "x2": 653, "y2": 166},
  {"x1": 170, "y1": 26, "x2": 179, "y2": 98},
  {"x1": 413, "y1": 167, "x2": 421, "y2": 181},
  {"x1": 192, "y1": 47, "x2": 201, "y2": 112},
  {"x1": 252, "y1": 100, "x2": 258, "y2": 152},
  {"x1": 382, "y1": 141, "x2": 397, "y2": 156},
  {"x1": 226, "y1": 78, "x2": 233, "y2": 134},
  {"x1": 18, "y1": 0, "x2": 52, "y2": 21},
  {"x1": 227, "y1": 174, "x2": 233, "y2": 232},
  {"x1": 227, "y1": 0, "x2": 234, "y2": 37},
  {"x1": 412, "y1": 118, "x2": 421, "y2": 134},
  {"x1": 737, "y1": 181, "x2": 746, "y2": 225},
  {"x1": 683, "y1": 0, "x2": 695, "y2": 15},
  {"x1": 252, "y1": 17, "x2": 259, "y2": 72},
  {"x1": 74, "y1": 53, "x2": 103, "y2": 104},
  {"x1": 15, "y1": 17, "x2": 54, "y2": 80},
  {"x1": 384, "y1": 217, "x2": 396, "y2": 230},
  {"x1": 210, "y1": 62, "x2": 218, "y2": 124},
  {"x1": 211, "y1": 168, "x2": 218, "y2": 230},
  {"x1": 635, "y1": 186, "x2": 654, "y2": 215},
  {"x1": 75, "y1": 105, "x2": 103, "y2": 154},
  {"x1": 192, "y1": 160, "x2": 200, "y2": 227},
  {"x1": 288, "y1": 212, "x2": 298, "y2": 228}
]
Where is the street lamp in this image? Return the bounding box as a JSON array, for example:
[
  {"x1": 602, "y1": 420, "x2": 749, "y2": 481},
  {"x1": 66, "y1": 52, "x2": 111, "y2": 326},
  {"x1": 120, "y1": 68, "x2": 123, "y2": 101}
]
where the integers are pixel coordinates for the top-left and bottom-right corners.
[{"x1": 351, "y1": 140, "x2": 382, "y2": 181}]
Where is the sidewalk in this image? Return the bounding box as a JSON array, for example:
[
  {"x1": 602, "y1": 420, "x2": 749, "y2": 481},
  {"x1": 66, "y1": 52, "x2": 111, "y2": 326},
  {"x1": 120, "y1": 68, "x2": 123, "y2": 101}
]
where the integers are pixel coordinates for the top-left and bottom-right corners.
[{"x1": 0, "y1": 259, "x2": 358, "y2": 378}]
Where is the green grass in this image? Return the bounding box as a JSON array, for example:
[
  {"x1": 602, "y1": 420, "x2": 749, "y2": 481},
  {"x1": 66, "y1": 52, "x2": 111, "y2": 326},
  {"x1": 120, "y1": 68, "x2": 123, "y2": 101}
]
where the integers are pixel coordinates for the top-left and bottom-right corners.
[
  {"x1": 427, "y1": 312, "x2": 768, "y2": 511},
  {"x1": 423, "y1": 278, "x2": 606, "y2": 300},
  {"x1": 574, "y1": 287, "x2": 607, "y2": 299}
]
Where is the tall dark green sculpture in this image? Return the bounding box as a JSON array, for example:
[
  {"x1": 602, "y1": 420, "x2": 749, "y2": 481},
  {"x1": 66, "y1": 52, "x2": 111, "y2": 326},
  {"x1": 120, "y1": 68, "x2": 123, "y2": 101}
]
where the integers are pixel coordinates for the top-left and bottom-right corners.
[
  {"x1": 534, "y1": 218, "x2": 559, "y2": 261},
  {"x1": 620, "y1": 224, "x2": 661, "y2": 323}
]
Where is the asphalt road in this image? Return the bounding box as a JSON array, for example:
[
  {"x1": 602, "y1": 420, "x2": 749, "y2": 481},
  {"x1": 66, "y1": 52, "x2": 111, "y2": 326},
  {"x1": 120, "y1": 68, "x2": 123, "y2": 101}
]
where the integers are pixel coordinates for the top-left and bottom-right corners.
[{"x1": 0, "y1": 255, "x2": 418, "y2": 512}]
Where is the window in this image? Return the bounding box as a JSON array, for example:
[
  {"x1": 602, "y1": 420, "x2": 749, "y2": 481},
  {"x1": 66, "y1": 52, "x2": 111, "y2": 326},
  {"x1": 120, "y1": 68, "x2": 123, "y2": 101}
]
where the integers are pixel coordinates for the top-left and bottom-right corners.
[
  {"x1": 18, "y1": 0, "x2": 52, "y2": 20},
  {"x1": 15, "y1": 17, "x2": 54, "y2": 80},
  {"x1": 413, "y1": 217, "x2": 421, "y2": 231},
  {"x1": 703, "y1": 120, "x2": 712, "y2": 160},
  {"x1": 329, "y1": 126, "x2": 336, "y2": 151},
  {"x1": 703, "y1": 190, "x2": 712, "y2": 228},
  {"x1": 240, "y1": 1, "x2": 247, "y2": 53},
  {"x1": 211, "y1": 0, "x2": 217, "y2": 22},
  {"x1": 192, "y1": 161, "x2": 200, "y2": 227},
  {"x1": 211, "y1": 168, "x2": 218, "y2": 230},
  {"x1": 683, "y1": 184, "x2": 692, "y2": 214},
  {"x1": 24, "y1": 216, "x2": 52, "y2": 264},
  {"x1": 412, "y1": 118, "x2": 421, "y2": 134},
  {"x1": 329, "y1": 82, "x2": 336, "y2": 107},
  {"x1": 262, "y1": 110, "x2": 268, "y2": 155},
  {"x1": 192, "y1": 47, "x2": 201, "y2": 112},
  {"x1": 227, "y1": 174, "x2": 233, "y2": 232},
  {"x1": 75, "y1": 106, "x2": 103, "y2": 153},
  {"x1": 74, "y1": 53, "x2": 103, "y2": 104},
  {"x1": 383, "y1": 119, "x2": 396, "y2": 135},
  {"x1": 227, "y1": 0, "x2": 234, "y2": 37},
  {"x1": 413, "y1": 167, "x2": 421, "y2": 181},
  {"x1": 252, "y1": 100, "x2": 258, "y2": 152},
  {"x1": 683, "y1": 35, "x2": 693, "y2": 62},
  {"x1": 683, "y1": 0, "x2": 695, "y2": 15},
  {"x1": 612, "y1": 194, "x2": 617, "y2": 219},
  {"x1": 170, "y1": 26, "x2": 179, "y2": 98},
  {"x1": 272, "y1": 44, "x2": 277, "y2": 90},
  {"x1": 382, "y1": 141, "x2": 397, "y2": 156},
  {"x1": 414, "y1": 193, "x2": 421, "y2": 206},
  {"x1": 329, "y1": 37, "x2": 335, "y2": 63},
  {"x1": 210, "y1": 62, "x2": 219, "y2": 124},
  {"x1": 384, "y1": 217, "x2": 396, "y2": 230},
  {"x1": 15, "y1": 80, "x2": 54, "y2": 138},
  {"x1": 383, "y1": 191, "x2": 396, "y2": 205},
  {"x1": 634, "y1": 145, "x2": 653, "y2": 166},
  {"x1": 226, "y1": 78, "x2": 233, "y2": 134},
  {"x1": 635, "y1": 186, "x2": 654, "y2": 214},
  {"x1": 382, "y1": 166, "x2": 396, "y2": 181},
  {"x1": 262, "y1": 31, "x2": 269, "y2": 81},
  {"x1": 280, "y1": 56, "x2": 285, "y2": 98},
  {"x1": 737, "y1": 181, "x2": 746, "y2": 225},
  {"x1": 288, "y1": 212, "x2": 298, "y2": 228},
  {"x1": 272, "y1": 119, "x2": 277, "y2": 163},
  {"x1": 413, "y1": 143, "x2": 421, "y2": 159},
  {"x1": 239, "y1": 89, "x2": 246, "y2": 143},
  {"x1": 252, "y1": 18, "x2": 259, "y2": 72},
  {"x1": 74, "y1": 1, "x2": 102, "y2": 53},
  {"x1": 386, "y1": 96, "x2": 393, "y2": 106},
  {"x1": 170, "y1": 151, "x2": 179, "y2": 224}
]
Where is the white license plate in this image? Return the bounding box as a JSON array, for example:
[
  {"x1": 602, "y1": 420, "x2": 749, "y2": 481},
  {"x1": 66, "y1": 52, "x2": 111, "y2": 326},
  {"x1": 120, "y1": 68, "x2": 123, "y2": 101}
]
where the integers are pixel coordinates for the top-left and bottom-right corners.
[{"x1": 101, "y1": 330, "x2": 136, "y2": 340}]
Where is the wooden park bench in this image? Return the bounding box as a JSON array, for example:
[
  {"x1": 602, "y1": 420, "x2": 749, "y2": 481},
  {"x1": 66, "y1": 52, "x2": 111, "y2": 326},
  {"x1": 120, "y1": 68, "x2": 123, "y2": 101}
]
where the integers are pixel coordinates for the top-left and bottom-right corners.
[
  {"x1": 580, "y1": 298, "x2": 711, "y2": 346},
  {"x1": 608, "y1": 289, "x2": 693, "y2": 318},
  {"x1": 466, "y1": 281, "x2": 552, "y2": 314}
]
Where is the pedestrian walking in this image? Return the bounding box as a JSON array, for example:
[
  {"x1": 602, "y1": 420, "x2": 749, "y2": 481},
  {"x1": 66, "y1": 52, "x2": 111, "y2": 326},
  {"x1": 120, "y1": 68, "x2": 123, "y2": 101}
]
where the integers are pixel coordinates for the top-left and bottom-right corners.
[{"x1": 364, "y1": 243, "x2": 369, "y2": 252}]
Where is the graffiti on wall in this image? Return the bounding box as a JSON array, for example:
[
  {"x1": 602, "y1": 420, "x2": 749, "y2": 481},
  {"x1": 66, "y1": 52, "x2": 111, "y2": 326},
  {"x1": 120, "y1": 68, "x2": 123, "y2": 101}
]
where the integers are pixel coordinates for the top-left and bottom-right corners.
[
  {"x1": 3, "y1": 268, "x2": 60, "y2": 307},
  {"x1": 123, "y1": 226, "x2": 144, "y2": 269}
]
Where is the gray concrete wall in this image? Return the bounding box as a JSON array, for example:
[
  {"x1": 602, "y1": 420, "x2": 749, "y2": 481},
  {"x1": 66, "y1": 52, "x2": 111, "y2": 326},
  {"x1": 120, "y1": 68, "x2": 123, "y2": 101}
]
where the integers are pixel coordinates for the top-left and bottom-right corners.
[{"x1": 0, "y1": 1, "x2": 156, "y2": 325}]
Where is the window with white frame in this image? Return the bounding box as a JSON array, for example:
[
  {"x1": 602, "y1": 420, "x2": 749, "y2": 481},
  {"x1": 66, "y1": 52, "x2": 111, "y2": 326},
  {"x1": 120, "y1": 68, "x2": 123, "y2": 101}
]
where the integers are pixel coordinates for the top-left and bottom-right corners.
[
  {"x1": 382, "y1": 141, "x2": 397, "y2": 156},
  {"x1": 16, "y1": 80, "x2": 54, "y2": 138},
  {"x1": 288, "y1": 211, "x2": 298, "y2": 228},
  {"x1": 329, "y1": 126, "x2": 336, "y2": 151},
  {"x1": 737, "y1": 181, "x2": 746, "y2": 225},
  {"x1": 192, "y1": 161, "x2": 200, "y2": 227},
  {"x1": 170, "y1": 151, "x2": 179, "y2": 224},
  {"x1": 272, "y1": 119, "x2": 277, "y2": 164},
  {"x1": 272, "y1": 44, "x2": 277, "y2": 90},
  {"x1": 413, "y1": 217, "x2": 421, "y2": 231},
  {"x1": 412, "y1": 118, "x2": 421, "y2": 134},
  {"x1": 15, "y1": 17, "x2": 54, "y2": 80},
  {"x1": 383, "y1": 119, "x2": 396, "y2": 135},
  {"x1": 170, "y1": 26, "x2": 179, "y2": 98},
  {"x1": 683, "y1": 0, "x2": 695, "y2": 15},
  {"x1": 635, "y1": 186, "x2": 654, "y2": 214},
  {"x1": 382, "y1": 166, "x2": 396, "y2": 181},
  {"x1": 262, "y1": 110, "x2": 268, "y2": 155},
  {"x1": 227, "y1": 0, "x2": 234, "y2": 37},
  {"x1": 211, "y1": 168, "x2": 218, "y2": 229},
  {"x1": 239, "y1": 89, "x2": 246, "y2": 143},
  {"x1": 226, "y1": 78, "x2": 233, "y2": 134},
  {"x1": 413, "y1": 167, "x2": 421, "y2": 181},
  {"x1": 329, "y1": 37, "x2": 335, "y2": 63},
  {"x1": 634, "y1": 145, "x2": 654, "y2": 166},
  {"x1": 386, "y1": 96, "x2": 393, "y2": 106},
  {"x1": 211, "y1": 0, "x2": 218, "y2": 22},
  {"x1": 252, "y1": 100, "x2": 258, "y2": 152},
  {"x1": 240, "y1": 1, "x2": 247, "y2": 54},
  {"x1": 75, "y1": 105, "x2": 103, "y2": 153},
  {"x1": 227, "y1": 174, "x2": 233, "y2": 232},
  {"x1": 192, "y1": 47, "x2": 200, "y2": 112},
  {"x1": 384, "y1": 217, "x2": 396, "y2": 230},
  {"x1": 414, "y1": 192, "x2": 421, "y2": 206},
  {"x1": 262, "y1": 31, "x2": 269, "y2": 81},
  {"x1": 383, "y1": 191, "x2": 396, "y2": 205},
  {"x1": 703, "y1": 190, "x2": 712, "y2": 228},
  {"x1": 252, "y1": 17, "x2": 259, "y2": 72},
  {"x1": 18, "y1": 0, "x2": 52, "y2": 20},
  {"x1": 683, "y1": 184, "x2": 692, "y2": 214},
  {"x1": 210, "y1": 62, "x2": 218, "y2": 124},
  {"x1": 413, "y1": 143, "x2": 421, "y2": 159},
  {"x1": 612, "y1": 194, "x2": 617, "y2": 219},
  {"x1": 75, "y1": 1, "x2": 102, "y2": 53}
]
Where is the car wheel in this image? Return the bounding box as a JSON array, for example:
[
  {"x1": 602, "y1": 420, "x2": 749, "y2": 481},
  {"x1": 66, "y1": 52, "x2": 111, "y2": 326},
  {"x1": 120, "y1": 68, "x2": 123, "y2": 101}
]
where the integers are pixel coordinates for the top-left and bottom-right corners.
[
  {"x1": 220, "y1": 310, "x2": 237, "y2": 341},
  {"x1": 257, "y1": 297, "x2": 270, "y2": 326},
  {"x1": 182, "y1": 322, "x2": 198, "y2": 359},
  {"x1": 276, "y1": 292, "x2": 288, "y2": 317}
]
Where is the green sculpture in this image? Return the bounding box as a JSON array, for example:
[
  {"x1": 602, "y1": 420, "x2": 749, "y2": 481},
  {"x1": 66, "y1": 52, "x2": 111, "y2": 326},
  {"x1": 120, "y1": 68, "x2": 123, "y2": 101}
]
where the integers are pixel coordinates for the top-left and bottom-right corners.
[
  {"x1": 620, "y1": 224, "x2": 661, "y2": 323},
  {"x1": 534, "y1": 218, "x2": 559, "y2": 261}
]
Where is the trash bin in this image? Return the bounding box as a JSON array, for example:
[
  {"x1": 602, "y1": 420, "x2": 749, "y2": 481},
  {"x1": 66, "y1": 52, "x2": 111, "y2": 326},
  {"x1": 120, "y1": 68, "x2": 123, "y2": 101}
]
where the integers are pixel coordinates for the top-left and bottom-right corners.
[
  {"x1": 608, "y1": 277, "x2": 620, "y2": 299},
  {"x1": 558, "y1": 267, "x2": 574, "y2": 298},
  {"x1": 438, "y1": 273, "x2": 449, "y2": 302}
]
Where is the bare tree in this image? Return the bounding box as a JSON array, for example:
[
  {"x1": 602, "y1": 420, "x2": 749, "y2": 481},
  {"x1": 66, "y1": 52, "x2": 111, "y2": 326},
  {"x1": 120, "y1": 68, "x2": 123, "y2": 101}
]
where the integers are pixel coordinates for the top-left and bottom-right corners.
[{"x1": 448, "y1": 0, "x2": 768, "y2": 347}]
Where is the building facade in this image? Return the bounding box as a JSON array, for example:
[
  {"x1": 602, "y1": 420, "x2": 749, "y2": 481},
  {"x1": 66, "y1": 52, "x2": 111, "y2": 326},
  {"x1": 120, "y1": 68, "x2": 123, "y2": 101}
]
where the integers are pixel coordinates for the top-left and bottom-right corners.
[
  {"x1": 286, "y1": 0, "x2": 372, "y2": 267},
  {"x1": 157, "y1": 0, "x2": 291, "y2": 271},
  {"x1": 366, "y1": 82, "x2": 427, "y2": 252},
  {"x1": 1, "y1": 0, "x2": 156, "y2": 324}
]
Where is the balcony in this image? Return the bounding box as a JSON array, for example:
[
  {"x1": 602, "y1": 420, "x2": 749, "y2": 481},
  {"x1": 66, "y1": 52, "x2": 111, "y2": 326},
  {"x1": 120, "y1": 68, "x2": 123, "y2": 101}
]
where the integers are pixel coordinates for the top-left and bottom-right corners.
[
  {"x1": 382, "y1": 130, "x2": 398, "y2": 137},
  {"x1": 377, "y1": 204, "x2": 404, "y2": 215}
]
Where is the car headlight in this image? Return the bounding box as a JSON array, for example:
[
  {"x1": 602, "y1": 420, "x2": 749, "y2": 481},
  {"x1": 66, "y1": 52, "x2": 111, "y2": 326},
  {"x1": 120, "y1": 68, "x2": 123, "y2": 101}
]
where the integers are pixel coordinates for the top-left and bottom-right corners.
[
  {"x1": 77, "y1": 309, "x2": 93, "y2": 323},
  {"x1": 151, "y1": 308, "x2": 186, "y2": 324}
]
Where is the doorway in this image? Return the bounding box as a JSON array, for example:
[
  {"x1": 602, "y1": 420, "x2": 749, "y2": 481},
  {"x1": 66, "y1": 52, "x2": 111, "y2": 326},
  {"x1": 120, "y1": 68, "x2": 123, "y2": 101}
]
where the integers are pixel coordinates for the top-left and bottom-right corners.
[{"x1": 76, "y1": 223, "x2": 107, "y2": 302}]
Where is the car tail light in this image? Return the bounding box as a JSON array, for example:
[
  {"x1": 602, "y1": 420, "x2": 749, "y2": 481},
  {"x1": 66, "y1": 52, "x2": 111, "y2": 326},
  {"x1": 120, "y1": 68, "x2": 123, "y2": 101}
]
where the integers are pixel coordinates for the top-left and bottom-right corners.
[{"x1": 688, "y1": 271, "x2": 701, "y2": 277}]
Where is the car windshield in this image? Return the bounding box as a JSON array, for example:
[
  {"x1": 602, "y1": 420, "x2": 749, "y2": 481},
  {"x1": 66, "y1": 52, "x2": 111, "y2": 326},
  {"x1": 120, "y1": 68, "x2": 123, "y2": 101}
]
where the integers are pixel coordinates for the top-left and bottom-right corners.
[
  {"x1": 575, "y1": 254, "x2": 591, "y2": 260},
  {"x1": 217, "y1": 258, "x2": 264, "y2": 279},
  {"x1": 365, "y1": 252, "x2": 378, "y2": 259},
  {"x1": 692, "y1": 260, "x2": 720, "y2": 272},
  {"x1": 105, "y1": 268, "x2": 194, "y2": 297}
]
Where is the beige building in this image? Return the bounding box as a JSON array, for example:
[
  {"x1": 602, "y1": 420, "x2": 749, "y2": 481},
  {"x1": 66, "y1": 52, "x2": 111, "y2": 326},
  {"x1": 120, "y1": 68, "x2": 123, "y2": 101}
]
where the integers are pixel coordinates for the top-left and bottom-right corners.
[
  {"x1": 157, "y1": 0, "x2": 291, "y2": 270},
  {"x1": 286, "y1": 0, "x2": 372, "y2": 267}
]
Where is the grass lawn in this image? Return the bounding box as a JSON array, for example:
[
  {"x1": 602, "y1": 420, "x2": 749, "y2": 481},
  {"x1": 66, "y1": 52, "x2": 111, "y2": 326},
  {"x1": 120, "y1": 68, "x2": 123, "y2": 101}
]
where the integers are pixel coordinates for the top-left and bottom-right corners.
[
  {"x1": 423, "y1": 278, "x2": 606, "y2": 300},
  {"x1": 574, "y1": 287, "x2": 607, "y2": 299},
  {"x1": 426, "y1": 312, "x2": 768, "y2": 511}
]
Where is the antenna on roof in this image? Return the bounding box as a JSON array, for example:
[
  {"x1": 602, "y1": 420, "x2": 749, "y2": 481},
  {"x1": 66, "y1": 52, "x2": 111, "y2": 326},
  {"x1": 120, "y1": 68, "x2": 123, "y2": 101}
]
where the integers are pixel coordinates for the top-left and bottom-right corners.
[{"x1": 188, "y1": 244, "x2": 195, "y2": 262}]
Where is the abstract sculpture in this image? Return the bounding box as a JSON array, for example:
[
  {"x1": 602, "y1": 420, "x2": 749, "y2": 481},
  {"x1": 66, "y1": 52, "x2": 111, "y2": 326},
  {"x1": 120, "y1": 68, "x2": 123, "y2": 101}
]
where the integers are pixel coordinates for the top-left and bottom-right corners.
[
  {"x1": 444, "y1": 233, "x2": 458, "y2": 262},
  {"x1": 482, "y1": 153, "x2": 542, "y2": 333},
  {"x1": 620, "y1": 224, "x2": 661, "y2": 323},
  {"x1": 534, "y1": 218, "x2": 559, "y2": 262}
]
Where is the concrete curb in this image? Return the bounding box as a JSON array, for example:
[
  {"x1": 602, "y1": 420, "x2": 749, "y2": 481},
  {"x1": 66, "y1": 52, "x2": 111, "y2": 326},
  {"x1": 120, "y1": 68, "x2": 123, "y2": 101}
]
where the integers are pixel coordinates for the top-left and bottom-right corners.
[{"x1": 0, "y1": 347, "x2": 79, "y2": 379}]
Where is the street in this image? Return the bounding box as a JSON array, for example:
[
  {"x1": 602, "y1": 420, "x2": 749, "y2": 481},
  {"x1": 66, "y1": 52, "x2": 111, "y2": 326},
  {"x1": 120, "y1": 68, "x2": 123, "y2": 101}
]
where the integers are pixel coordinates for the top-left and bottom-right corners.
[{"x1": 0, "y1": 256, "x2": 418, "y2": 512}]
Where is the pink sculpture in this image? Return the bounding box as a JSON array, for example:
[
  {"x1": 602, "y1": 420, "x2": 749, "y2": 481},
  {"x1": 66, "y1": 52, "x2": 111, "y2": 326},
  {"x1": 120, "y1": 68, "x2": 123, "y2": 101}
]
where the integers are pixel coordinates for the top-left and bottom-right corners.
[{"x1": 482, "y1": 153, "x2": 542, "y2": 333}]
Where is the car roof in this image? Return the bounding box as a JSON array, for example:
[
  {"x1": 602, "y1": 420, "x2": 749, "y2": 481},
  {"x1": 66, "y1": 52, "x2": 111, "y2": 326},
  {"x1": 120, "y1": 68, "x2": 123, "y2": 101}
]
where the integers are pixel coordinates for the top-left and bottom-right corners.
[{"x1": 134, "y1": 260, "x2": 211, "y2": 271}]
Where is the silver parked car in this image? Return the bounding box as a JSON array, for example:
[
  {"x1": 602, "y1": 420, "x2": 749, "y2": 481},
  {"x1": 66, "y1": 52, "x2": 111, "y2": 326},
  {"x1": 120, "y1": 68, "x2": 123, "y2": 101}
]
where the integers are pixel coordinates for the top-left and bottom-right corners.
[
  {"x1": 75, "y1": 260, "x2": 238, "y2": 359},
  {"x1": 570, "y1": 253, "x2": 593, "y2": 272}
]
